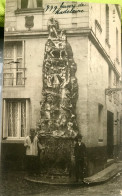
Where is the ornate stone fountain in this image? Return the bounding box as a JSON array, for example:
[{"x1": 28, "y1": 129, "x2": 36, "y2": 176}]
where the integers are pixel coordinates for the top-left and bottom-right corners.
[{"x1": 37, "y1": 18, "x2": 79, "y2": 175}]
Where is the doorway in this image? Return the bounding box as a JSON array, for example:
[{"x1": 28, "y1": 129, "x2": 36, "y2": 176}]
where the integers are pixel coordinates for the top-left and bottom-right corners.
[{"x1": 107, "y1": 111, "x2": 114, "y2": 158}]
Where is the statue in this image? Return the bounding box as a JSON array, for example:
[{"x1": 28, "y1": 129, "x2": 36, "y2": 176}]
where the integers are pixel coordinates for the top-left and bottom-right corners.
[
  {"x1": 39, "y1": 18, "x2": 78, "y2": 137},
  {"x1": 47, "y1": 18, "x2": 59, "y2": 39}
]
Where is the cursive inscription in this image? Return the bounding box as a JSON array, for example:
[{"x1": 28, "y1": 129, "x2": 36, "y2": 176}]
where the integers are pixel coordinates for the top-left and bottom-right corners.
[{"x1": 45, "y1": 2, "x2": 86, "y2": 14}]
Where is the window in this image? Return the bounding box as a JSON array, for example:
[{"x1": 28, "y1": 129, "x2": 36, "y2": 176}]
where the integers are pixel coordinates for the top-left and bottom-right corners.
[
  {"x1": 108, "y1": 67, "x2": 112, "y2": 102},
  {"x1": 113, "y1": 73, "x2": 119, "y2": 87},
  {"x1": 98, "y1": 104, "x2": 103, "y2": 142},
  {"x1": 116, "y1": 77, "x2": 119, "y2": 87},
  {"x1": 95, "y1": 19, "x2": 102, "y2": 33},
  {"x1": 3, "y1": 41, "x2": 25, "y2": 86},
  {"x1": 113, "y1": 72, "x2": 116, "y2": 86},
  {"x1": 106, "y1": 5, "x2": 109, "y2": 40},
  {"x1": 108, "y1": 67, "x2": 112, "y2": 88},
  {"x1": 18, "y1": 0, "x2": 42, "y2": 9},
  {"x1": 105, "y1": 5, "x2": 110, "y2": 47},
  {"x1": 3, "y1": 99, "x2": 30, "y2": 139},
  {"x1": 113, "y1": 93, "x2": 119, "y2": 106},
  {"x1": 116, "y1": 28, "x2": 119, "y2": 60},
  {"x1": 95, "y1": 5, "x2": 102, "y2": 34}
]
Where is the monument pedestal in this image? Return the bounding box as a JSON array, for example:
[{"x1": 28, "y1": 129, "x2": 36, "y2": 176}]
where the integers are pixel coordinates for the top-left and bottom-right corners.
[{"x1": 38, "y1": 136, "x2": 74, "y2": 177}]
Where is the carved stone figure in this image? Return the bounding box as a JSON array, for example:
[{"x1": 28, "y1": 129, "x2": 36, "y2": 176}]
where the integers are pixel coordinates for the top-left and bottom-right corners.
[
  {"x1": 47, "y1": 18, "x2": 59, "y2": 39},
  {"x1": 39, "y1": 18, "x2": 78, "y2": 137}
]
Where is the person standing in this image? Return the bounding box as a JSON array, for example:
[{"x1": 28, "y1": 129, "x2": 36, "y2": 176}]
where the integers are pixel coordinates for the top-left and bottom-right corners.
[
  {"x1": 74, "y1": 134, "x2": 87, "y2": 182},
  {"x1": 24, "y1": 128, "x2": 39, "y2": 174},
  {"x1": 38, "y1": 133, "x2": 46, "y2": 172}
]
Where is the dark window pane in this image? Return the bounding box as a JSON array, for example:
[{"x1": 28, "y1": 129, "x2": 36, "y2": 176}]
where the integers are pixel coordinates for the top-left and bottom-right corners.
[
  {"x1": 21, "y1": 0, "x2": 28, "y2": 9},
  {"x1": 37, "y1": 0, "x2": 42, "y2": 7}
]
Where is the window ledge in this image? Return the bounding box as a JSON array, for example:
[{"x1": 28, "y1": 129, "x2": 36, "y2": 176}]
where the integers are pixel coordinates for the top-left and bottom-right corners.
[
  {"x1": 105, "y1": 38, "x2": 111, "y2": 48},
  {"x1": 15, "y1": 8, "x2": 44, "y2": 14}
]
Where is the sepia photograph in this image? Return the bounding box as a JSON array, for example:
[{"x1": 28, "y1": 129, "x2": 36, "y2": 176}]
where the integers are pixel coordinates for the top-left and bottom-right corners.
[{"x1": 0, "y1": 0, "x2": 122, "y2": 195}]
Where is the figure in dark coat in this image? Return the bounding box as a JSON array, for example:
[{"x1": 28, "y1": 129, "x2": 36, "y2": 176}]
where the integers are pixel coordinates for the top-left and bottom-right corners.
[{"x1": 74, "y1": 134, "x2": 87, "y2": 182}]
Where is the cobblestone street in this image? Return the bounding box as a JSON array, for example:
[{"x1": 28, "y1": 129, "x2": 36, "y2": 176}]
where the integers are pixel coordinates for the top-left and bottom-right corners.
[{"x1": 0, "y1": 171, "x2": 122, "y2": 196}]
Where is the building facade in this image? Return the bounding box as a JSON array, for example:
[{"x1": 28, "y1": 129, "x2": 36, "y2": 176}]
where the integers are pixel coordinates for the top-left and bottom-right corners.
[{"x1": 1, "y1": 0, "x2": 121, "y2": 176}]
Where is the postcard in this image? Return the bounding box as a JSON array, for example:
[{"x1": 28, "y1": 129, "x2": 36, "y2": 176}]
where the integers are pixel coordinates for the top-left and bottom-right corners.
[{"x1": 0, "y1": 0, "x2": 122, "y2": 195}]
